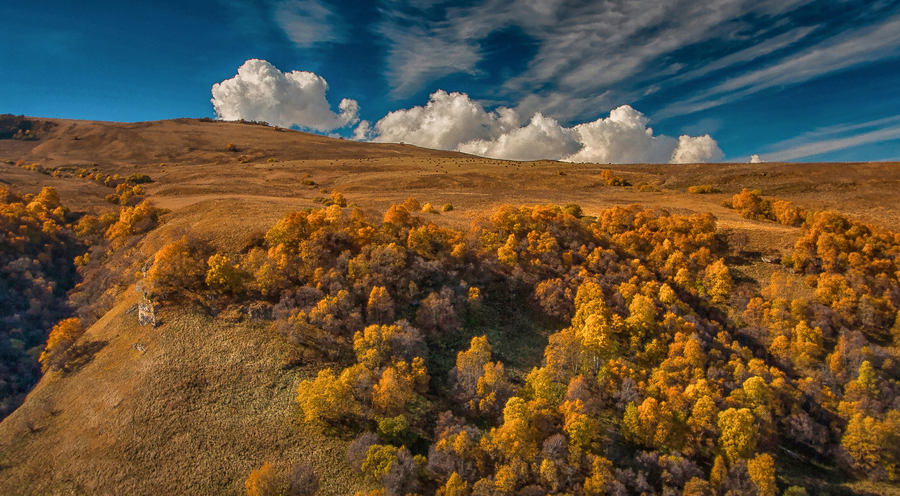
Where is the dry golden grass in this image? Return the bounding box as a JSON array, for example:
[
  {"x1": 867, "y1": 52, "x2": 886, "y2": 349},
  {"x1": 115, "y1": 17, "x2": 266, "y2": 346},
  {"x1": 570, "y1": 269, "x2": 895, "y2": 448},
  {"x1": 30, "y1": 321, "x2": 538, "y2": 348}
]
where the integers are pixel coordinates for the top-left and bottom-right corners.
[{"x1": 0, "y1": 287, "x2": 371, "y2": 495}]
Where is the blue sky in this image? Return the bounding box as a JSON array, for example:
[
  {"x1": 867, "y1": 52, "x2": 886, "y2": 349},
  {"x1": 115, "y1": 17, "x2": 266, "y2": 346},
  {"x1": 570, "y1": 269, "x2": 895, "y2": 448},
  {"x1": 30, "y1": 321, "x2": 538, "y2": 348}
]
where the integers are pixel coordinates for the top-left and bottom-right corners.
[{"x1": 3, "y1": 0, "x2": 900, "y2": 163}]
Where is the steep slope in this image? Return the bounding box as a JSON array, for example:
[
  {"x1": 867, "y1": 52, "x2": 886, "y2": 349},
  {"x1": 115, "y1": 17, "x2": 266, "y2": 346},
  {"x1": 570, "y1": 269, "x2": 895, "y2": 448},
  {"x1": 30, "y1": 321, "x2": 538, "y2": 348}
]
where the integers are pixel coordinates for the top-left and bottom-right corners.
[{"x1": 0, "y1": 282, "x2": 370, "y2": 495}]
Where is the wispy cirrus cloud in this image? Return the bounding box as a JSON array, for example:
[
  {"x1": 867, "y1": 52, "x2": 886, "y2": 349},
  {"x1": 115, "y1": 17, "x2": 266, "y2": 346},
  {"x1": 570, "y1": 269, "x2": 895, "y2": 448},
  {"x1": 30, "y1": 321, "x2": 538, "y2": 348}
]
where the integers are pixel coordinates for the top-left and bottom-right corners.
[
  {"x1": 375, "y1": 0, "x2": 900, "y2": 130},
  {"x1": 375, "y1": 0, "x2": 818, "y2": 110},
  {"x1": 655, "y1": 14, "x2": 900, "y2": 119},
  {"x1": 218, "y1": 0, "x2": 347, "y2": 48},
  {"x1": 760, "y1": 115, "x2": 900, "y2": 161},
  {"x1": 376, "y1": 15, "x2": 483, "y2": 97},
  {"x1": 276, "y1": 0, "x2": 346, "y2": 47}
]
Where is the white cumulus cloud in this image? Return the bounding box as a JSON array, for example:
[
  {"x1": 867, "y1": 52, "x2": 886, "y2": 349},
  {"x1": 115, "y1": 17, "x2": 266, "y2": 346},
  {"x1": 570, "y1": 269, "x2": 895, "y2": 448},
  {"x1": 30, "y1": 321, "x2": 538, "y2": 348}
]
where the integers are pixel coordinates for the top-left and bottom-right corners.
[
  {"x1": 211, "y1": 59, "x2": 359, "y2": 132},
  {"x1": 564, "y1": 105, "x2": 678, "y2": 164},
  {"x1": 750, "y1": 154, "x2": 763, "y2": 163},
  {"x1": 669, "y1": 135, "x2": 725, "y2": 164},
  {"x1": 371, "y1": 92, "x2": 724, "y2": 164},
  {"x1": 352, "y1": 120, "x2": 374, "y2": 141},
  {"x1": 373, "y1": 90, "x2": 519, "y2": 150},
  {"x1": 457, "y1": 113, "x2": 581, "y2": 161}
]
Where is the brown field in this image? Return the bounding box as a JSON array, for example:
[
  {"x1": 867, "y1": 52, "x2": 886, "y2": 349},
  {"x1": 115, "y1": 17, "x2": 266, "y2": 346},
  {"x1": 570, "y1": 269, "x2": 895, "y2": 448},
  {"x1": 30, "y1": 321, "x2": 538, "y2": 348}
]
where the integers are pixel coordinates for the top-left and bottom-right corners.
[{"x1": 1, "y1": 117, "x2": 899, "y2": 495}]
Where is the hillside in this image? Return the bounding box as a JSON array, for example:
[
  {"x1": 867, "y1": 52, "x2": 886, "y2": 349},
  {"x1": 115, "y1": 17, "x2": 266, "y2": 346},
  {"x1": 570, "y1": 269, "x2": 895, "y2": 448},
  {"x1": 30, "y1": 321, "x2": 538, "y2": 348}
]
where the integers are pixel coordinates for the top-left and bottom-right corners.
[{"x1": 1, "y1": 116, "x2": 900, "y2": 495}]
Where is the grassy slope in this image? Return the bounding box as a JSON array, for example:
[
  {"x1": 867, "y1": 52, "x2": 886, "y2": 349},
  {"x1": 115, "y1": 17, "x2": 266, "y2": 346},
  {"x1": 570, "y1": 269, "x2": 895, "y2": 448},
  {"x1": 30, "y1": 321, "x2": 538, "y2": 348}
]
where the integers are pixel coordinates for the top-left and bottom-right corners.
[
  {"x1": 0, "y1": 287, "x2": 370, "y2": 495},
  {"x1": 2, "y1": 117, "x2": 900, "y2": 493}
]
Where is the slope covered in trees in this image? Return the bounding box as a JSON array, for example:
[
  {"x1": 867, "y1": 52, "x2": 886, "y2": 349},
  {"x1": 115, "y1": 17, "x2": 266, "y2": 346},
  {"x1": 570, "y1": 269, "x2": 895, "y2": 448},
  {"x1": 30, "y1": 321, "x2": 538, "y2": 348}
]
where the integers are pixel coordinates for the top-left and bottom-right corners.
[
  {"x1": 0, "y1": 184, "x2": 167, "y2": 419},
  {"x1": 4, "y1": 118, "x2": 900, "y2": 494},
  {"x1": 136, "y1": 197, "x2": 900, "y2": 495}
]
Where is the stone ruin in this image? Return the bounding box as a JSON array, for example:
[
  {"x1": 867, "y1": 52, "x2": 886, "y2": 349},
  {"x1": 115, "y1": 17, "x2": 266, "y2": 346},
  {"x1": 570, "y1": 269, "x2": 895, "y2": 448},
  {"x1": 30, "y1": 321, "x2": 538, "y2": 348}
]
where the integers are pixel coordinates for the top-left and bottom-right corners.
[{"x1": 135, "y1": 263, "x2": 157, "y2": 327}]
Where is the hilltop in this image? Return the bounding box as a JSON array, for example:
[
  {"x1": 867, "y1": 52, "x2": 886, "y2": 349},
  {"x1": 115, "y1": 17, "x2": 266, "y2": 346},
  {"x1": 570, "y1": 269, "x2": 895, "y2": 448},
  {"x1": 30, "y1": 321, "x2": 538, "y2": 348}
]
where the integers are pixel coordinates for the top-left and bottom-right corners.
[{"x1": 1, "y1": 116, "x2": 900, "y2": 495}]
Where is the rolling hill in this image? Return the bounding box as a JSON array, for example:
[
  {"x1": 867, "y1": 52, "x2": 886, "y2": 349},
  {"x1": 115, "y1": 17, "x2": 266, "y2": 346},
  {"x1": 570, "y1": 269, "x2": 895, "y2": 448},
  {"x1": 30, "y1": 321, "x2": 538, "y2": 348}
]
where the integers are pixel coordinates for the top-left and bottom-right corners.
[{"x1": 1, "y1": 116, "x2": 899, "y2": 495}]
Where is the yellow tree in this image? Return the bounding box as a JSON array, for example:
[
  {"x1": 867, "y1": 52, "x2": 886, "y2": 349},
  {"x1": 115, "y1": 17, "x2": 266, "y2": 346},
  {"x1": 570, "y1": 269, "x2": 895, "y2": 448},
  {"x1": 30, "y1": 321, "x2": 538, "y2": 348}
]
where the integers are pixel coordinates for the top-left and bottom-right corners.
[
  {"x1": 455, "y1": 336, "x2": 493, "y2": 400},
  {"x1": 583, "y1": 456, "x2": 615, "y2": 496},
  {"x1": 353, "y1": 324, "x2": 396, "y2": 369},
  {"x1": 717, "y1": 408, "x2": 758, "y2": 463},
  {"x1": 147, "y1": 235, "x2": 207, "y2": 299},
  {"x1": 437, "y1": 472, "x2": 470, "y2": 496},
  {"x1": 683, "y1": 478, "x2": 714, "y2": 496},
  {"x1": 625, "y1": 294, "x2": 657, "y2": 346},
  {"x1": 206, "y1": 254, "x2": 247, "y2": 294},
  {"x1": 686, "y1": 395, "x2": 718, "y2": 456},
  {"x1": 366, "y1": 286, "x2": 394, "y2": 325},
  {"x1": 245, "y1": 462, "x2": 279, "y2": 496},
  {"x1": 891, "y1": 310, "x2": 900, "y2": 346},
  {"x1": 476, "y1": 361, "x2": 513, "y2": 418},
  {"x1": 747, "y1": 453, "x2": 777, "y2": 496},
  {"x1": 703, "y1": 259, "x2": 732, "y2": 304},
  {"x1": 39, "y1": 318, "x2": 85, "y2": 373},
  {"x1": 572, "y1": 281, "x2": 622, "y2": 372},
  {"x1": 489, "y1": 397, "x2": 539, "y2": 463},
  {"x1": 710, "y1": 455, "x2": 728, "y2": 490},
  {"x1": 373, "y1": 360, "x2": 426, "y2": 416},
  {"x1": 497, "y1": 234, "x2": 519, "y2": 266},
  {"x1": 791, "y1": 321, "x2": 823, "y2": 371},
  {"x1": 625, "y1": 397, "x2": 674, "y2": 449},
  {"x1": 743, "y1": 376, "x2": 772, "y2": 421},
  {"x1": 296, "y1": 368, "x2": 359, "y2": 424},
  {"x1": 841, "y1": 413, "x2": 881, "y2": 473}
]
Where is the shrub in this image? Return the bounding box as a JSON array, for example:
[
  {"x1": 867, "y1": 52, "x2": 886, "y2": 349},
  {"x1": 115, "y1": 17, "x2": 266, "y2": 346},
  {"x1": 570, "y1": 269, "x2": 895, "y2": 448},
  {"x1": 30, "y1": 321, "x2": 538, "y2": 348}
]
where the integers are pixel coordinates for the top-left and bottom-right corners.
[
  {"x1": 362, "y1": 444, "x2": 399, "y2": 481},
  {"x1": 377, "y1": 414, "x2": 409, "y2": 443},
  {"x1": 402, "y1": 197, "x2": 421, "y2": 212},
  {"x1": 421, "y1": 202, "x2": 439, "y2": 214},
  {"x1": 126, "y1": 173, "x2": 153, "y2": 184},
  {"x1": 226, "y1": 143, "x2": 239, "y2": 152},
  {"x1": 330, "y1": 191, "x2": 348, "y2": 207},
  {"x1": 783, "y1": 487, "x2": 808, "y2": 496},
  {"x1": 441, "y1": 203, "x2": 454, "y2": 212},
  {"x1": 688, "y1": 185, "x2": 721, "y2": 194},
  {"x1": 600, "y1": 170, "x2": 629, "y2": 186},
  {"x1": 563, "y1": 204, "x2": 583, "y2": 218}
]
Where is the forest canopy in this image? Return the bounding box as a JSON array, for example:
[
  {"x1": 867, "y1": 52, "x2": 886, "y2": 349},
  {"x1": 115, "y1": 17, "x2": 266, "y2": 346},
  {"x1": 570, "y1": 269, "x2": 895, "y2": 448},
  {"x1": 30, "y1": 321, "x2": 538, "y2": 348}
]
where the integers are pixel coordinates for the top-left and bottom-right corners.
[{"x1": 138, "y1": 197, "x2": 900, "y2": 495}]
